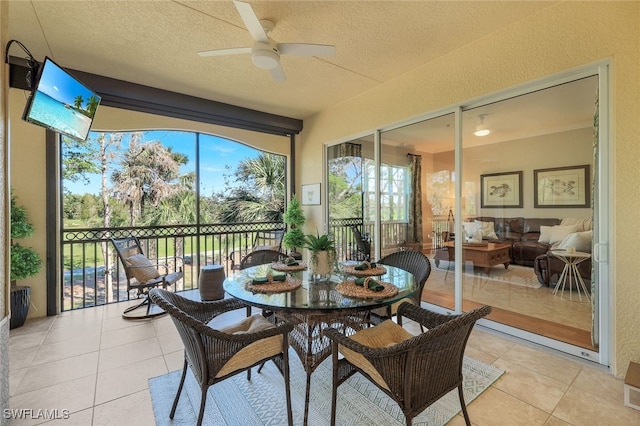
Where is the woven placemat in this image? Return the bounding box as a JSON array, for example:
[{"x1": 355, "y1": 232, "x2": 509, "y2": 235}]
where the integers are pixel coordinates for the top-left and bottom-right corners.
[
  {"x1": 335, "y1": 280, "x2": 398, "y2": 299},
  {"x1": 342, "y1": 265, "x2": 387, "y2": 277},
  {"x1": 271, "y1": 262, "x2": 308, "y2": 272},
  {"x1": 245, "y1": 276, "x2": 302, "y2": 294}
]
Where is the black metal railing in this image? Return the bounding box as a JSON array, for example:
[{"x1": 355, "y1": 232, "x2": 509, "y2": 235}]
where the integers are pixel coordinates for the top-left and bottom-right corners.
[
  {"x1": 328, "y1": 217, "x2": 365, "y2": 261},
  {"x1": 62, "y1": 216, "x2": 450, "y2": 311},
  {"x1": 61, "y1": 221, "x2": 285, "y2": 311}
]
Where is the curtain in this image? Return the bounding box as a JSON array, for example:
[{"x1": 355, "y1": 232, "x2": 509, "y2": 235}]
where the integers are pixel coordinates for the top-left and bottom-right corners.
[
  {"x1": 591, "y1": 89, "x2": 599, "y2": 347},
  {"x1": 327, "y1": 142, "x2": 361, "y2": 159},
  {"x1": 407, "y1": 154, "x2": 423, "y2": 244}
]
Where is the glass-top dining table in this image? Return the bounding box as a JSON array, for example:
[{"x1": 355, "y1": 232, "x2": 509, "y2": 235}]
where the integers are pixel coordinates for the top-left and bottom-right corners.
[{"x1": 223, "y1": 262, "x2": 416, "y2": 425}]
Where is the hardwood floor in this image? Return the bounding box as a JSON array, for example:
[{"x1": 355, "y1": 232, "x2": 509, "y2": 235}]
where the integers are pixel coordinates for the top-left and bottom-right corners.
[
  {"x1": 423, "y1": 291, "x2": 596, "y2": 350},
  {"x1": 421, "y1": 254, "x2": 597, "y2": 351}
]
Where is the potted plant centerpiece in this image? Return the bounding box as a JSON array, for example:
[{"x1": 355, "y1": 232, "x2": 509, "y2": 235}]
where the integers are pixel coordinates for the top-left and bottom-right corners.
[
  {"x1": 282, "y1": 196, "x2": 306, "y2": 259},
  {"x1": 304, "y1": 232, "x2": 337, "y2": 279},
  {"x1": 10, "y1": 194, "x2": 43, "y2": 329}
]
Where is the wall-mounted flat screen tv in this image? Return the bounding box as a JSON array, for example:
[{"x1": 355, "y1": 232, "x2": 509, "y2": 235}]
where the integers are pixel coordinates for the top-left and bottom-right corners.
[{"x1": 22, "y1": 57, "x2": 101, "y2": 141}]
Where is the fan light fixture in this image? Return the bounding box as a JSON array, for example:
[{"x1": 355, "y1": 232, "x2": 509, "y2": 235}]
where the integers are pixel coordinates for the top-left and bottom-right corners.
[
  {"x1": 197, "y1": 3, "x2": 336, "y2": 82},
  {"x1": 474, "y1": 114, "x2": 491, "y2": 137},
  {"x1": 251, "y1": 40, "x2": 280, "y2": 69}
]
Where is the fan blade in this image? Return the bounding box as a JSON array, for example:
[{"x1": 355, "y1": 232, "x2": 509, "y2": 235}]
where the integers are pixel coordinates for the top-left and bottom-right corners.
[
  {"x1": 278, "y1": 43, "x2": 336, "y2": 57},
  {"x1": 269, "y1": 63, "x2": 286, "y2": 82},
  {"x1": 198, "y1": 47, "x2": 251, "y2": 57},
  {"x1": 233, "y1": 1, "x2": 268, "y2": 42}
]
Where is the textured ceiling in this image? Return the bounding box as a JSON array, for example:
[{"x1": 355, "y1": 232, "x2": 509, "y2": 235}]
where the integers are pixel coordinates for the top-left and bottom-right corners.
[{"x1": 7, "y1": 1, "x2": 555, "y2": 120}]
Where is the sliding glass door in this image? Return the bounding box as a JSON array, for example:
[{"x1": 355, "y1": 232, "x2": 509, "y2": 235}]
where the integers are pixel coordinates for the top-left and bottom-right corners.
[
  {"x1": 379, "y1": 114, "x2": 455, "y2": 310},
  {"x1": 325, "y1": 67, "x2": 608, "y2": 365},
  {"x1": 327, "y1": 136, "x2": 374, "y2": 262},
  {"x1": 458, "y1": 75, "x2": 600, "y2": 357}
]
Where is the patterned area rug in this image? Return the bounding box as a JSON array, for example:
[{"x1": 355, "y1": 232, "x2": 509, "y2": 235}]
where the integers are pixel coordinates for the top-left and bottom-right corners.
[
  {"x1": 432, "y1": 260, "x2": 542, "y2": 289},
  {"x1": 149, "y1": 350, "x2": 503, "y2": 425}
]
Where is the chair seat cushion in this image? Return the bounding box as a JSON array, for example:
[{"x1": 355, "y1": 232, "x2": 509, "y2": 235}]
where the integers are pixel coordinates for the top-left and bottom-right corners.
[
  {"x1": 339, "y1": 320, "x2": 414, "y2": 390},
  {"x1": 125, "y1": 254, "x2": 160, "y2": 283},
  {"x1": 216, "y1": 314, "x2": 283, "y2": 377},
  {"x1": 219, "y1": 313, "x2": 274, "y2": 335}
]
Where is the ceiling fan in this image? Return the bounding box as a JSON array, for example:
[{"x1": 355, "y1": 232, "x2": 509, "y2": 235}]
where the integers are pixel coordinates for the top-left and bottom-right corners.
[{"x1": 198, "y1": 1, "x2": 336, "y2": 82}]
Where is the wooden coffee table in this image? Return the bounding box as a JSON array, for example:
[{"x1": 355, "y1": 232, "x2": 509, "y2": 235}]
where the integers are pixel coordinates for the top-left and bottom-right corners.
[{"x1": 435, "y1": 241, "x2": 511, "y2": 274}]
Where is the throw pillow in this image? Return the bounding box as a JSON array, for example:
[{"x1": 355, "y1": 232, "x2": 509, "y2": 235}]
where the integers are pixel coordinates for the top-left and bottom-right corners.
[
  {"x1": 125, "y1": 254, "x2": 160, "y2": 283},
  {"x1": 462, "y1": 222, "x2": 477, "y2": 239},
  {"x1": 549, "y1": 224, "x2": 579, "y2": 245},
  {"x1": 539, "y1": 225, "x2": 554, "y2": 243},
  {"x1": 474, "y1": 220, "x2": 498, "y2": 239},
  {"x1": 559, "y1": 230, "x2": 592, "y2": 253},
  {"x1": 561, "y1": 217, "x2": 593, "y2": 232}
]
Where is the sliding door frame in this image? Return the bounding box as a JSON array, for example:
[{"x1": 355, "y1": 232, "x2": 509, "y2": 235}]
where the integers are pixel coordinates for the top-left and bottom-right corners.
[{"x1": 324, "y1": 61, "x2": 611, "y2": 367}]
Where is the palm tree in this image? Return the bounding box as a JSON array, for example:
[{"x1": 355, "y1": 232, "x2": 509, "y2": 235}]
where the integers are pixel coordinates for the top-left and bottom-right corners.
[
  {"x1": 222, "y1": 153, "x2": 285, "y2": 222},
  {"x1": 87, "y1": 95, "x2": 100, "y2": 116},
  {"x1": 73, "y1": 95, "x2": 83, "y2": 110},
  {"x1": 111, "y1": 133, "x2": 189, "y2": 226}
]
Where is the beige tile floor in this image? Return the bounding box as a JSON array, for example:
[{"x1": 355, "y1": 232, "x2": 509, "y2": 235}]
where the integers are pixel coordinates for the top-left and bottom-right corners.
[{"x1": 8, "y1": 290, "x2": 640, "y2": 426}]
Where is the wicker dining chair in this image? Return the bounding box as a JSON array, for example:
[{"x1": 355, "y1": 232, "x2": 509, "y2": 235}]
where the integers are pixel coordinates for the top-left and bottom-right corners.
[
  {"x1": 372, "y1": 249, "x2": 432, "y2": 325},
  {"x1": 324, "y1": 303, "x2": 492, "y2": 426},
  {"x1": 238, "y1": 249, "x2": 288, "y2": 316},
  {"x1": 239, "y1": 249, "x2": 288, "y2": 269},
  {"x1": 229, "y1": 229, "x2": 286, "y2": 270},
  {"x1": 149, "y1": 288, "x2": 294, "y2": 426}
]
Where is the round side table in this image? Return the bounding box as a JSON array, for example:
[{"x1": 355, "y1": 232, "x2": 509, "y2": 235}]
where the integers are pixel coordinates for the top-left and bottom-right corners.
[
  {"x1": 199, "y1": 265, "x2": 226, "y2": 301},
  {"x1": 549, "y1": 250, "x2": 591, "y2": 301}
]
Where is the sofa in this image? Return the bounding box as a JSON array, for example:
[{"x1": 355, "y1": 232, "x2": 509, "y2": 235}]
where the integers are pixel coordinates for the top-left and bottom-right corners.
[
  {"x1": 462, "y1": 217, "x2": 593, "y2": 286},
  {"x1": 463, "y1": 217, "x2": 560, "y2": 266}
]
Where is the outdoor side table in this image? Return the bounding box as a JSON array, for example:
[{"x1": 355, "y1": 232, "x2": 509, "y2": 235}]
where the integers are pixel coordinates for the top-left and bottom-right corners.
[
  {"x1": 199, "y1": 264, "x2": 226, "y2": 301},
  {"x1": 549, "y1": 250, "x2": 591, "y2": 301}
]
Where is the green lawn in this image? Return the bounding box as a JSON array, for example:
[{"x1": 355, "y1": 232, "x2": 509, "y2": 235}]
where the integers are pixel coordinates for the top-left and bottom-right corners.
[{"x1": 62, "y1": 234, "x2": 252, "y2": 270}]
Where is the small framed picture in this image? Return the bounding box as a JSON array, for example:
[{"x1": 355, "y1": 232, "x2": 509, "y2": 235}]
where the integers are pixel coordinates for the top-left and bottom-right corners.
[
  {"x1": 301, "y1": 183, "x2": 321, "y2": 205},
  {"x1": 534, "y1": 165, "x2": 590, "y2": 208},
  {"x1": 481, "y1": 171, "x2": 523, "y2": 208}
]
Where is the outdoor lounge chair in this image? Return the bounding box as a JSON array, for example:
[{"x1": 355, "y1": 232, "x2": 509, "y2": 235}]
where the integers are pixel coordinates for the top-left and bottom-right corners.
[
  {"x1": 111, "y1": 236, "x2": 183, "y2": 319},
  {"x1": 325, "y1": 303, "x2": 491, "y2": 426},
  {"x1": 149, "y1": 288, "x2": 294, "y2": 426},
  {"x1": 350, "y1": 225, "x2": 371, "y2": 261}
]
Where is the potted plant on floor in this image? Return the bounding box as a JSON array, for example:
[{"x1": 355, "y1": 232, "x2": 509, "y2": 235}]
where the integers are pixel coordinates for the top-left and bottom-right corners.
[
  {"x1": 282, "y1": 196, "x2": 306, "y2": 259},
  {"x1": 10, "y1": 193, "x2": 43, "y2": 329},
  {"x1": 304, "y1": 232, "x2": 337, "y2": 279}
]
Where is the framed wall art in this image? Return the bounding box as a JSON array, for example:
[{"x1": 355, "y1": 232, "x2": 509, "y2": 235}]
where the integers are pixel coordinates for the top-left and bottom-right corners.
[
  {"x1": 480, "y1": 171, "x2": 523, "y2": 208},
  {"x1": 534, "y1": 165, "x2": 590, "y2": 208},
  {"x1": 301, "y1": 183, "x2": 321, "y2": 205}
]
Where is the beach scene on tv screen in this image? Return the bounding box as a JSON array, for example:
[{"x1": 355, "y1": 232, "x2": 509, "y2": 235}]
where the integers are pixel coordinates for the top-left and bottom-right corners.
[{"x1": 27, "y1": 60, "x2": 100, "y2": 140}]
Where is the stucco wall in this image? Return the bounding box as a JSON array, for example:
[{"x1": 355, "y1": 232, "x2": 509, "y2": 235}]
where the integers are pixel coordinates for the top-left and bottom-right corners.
[
  {"x1": 2, "y1": 1, "x2": 12, "y2": 422},
  {"x1": 92, "y1": 105, "x2": 291, "y2": 156},
  {"x1": 298, "y1": 2, "x2": 640, "y2": 377},
  {"x1": 7, "y1": 94, "x2": 47, "y2": 320}
]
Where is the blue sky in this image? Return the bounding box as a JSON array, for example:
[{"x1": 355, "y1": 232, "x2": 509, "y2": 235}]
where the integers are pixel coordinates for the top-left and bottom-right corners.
[
  {"x1": 63, "y1": 130, "x2": 262, "y2": 195},
  {"x1": 38, "y1": 58, "x2": 97, "y2": 108}
]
